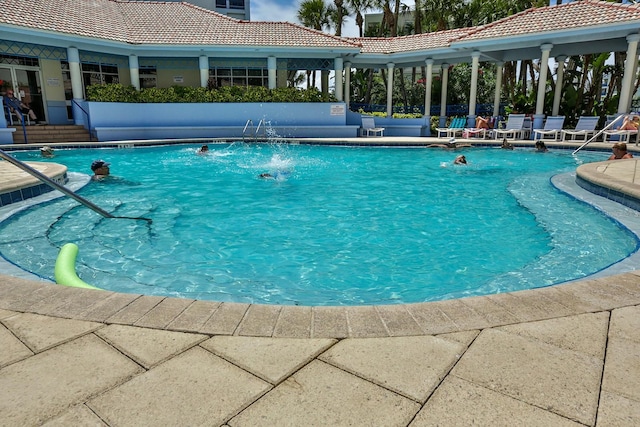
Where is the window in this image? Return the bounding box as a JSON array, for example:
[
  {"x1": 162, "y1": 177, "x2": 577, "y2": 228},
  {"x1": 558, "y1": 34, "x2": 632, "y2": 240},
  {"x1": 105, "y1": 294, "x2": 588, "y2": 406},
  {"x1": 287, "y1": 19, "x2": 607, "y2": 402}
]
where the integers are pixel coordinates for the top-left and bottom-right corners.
[
  {"x1": 60, "y1": 61, "x2": 73, "y2": 120},
  {"x1": 210, "y1": 67, "x2": 267, "y2": 88},
  {"x1": 0, "y1": 54, "x2": 39, "y2": 67},
  {"x1": 139, "y1": 66, "x2": 157, "y2": 89},
  {"x1": 229, "y1": 0, "x2": 244, "y2": 9},
  {"x1": 81, "y1": 62, "x2": 119, "y2": 97}
]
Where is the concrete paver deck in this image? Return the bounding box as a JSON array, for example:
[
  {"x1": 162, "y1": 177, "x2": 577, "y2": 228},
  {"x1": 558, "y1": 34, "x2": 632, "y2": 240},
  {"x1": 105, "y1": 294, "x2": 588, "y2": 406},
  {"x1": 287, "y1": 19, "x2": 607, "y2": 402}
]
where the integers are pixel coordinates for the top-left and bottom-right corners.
[{"x1": 1, "y1": 139, "x2": 639, "y2": 425}]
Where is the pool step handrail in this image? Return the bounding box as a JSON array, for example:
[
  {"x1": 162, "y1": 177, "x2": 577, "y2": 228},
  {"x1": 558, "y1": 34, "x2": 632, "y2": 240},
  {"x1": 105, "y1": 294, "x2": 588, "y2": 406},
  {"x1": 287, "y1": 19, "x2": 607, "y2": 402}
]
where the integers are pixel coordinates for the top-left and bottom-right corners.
[
  {"x1": 242, "y1": 119, "x2": 254, "y2": 141},
  {"x1": 0, "y1": 148, "x2": 151, "y2": 223},
  {"x1": 255, "y1": 119, "x2": 266, "y2": 139},
  {"x1": 572, "y1": 114, "x2": 625, "y2": 155}
]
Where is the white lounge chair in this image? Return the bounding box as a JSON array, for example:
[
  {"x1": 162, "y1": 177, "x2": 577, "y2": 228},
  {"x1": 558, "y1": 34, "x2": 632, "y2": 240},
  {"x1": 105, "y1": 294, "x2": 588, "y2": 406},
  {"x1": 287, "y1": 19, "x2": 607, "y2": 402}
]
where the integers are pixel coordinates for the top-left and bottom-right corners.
[
  {"x1": 435, "y1": 117, "x2": 466, "y2": 138},
  {"x1": 361, "y1": 116, "x2": 385, "y2": 137},
  {"x1": 561, "y1": 116, "x2": 599, "y2": 141},
  {"x1": 533, "y1": 116, "x2": 565, "y2": 141},
  {"x1": 492, "y1": 114, "x2": 526, "y2": 140}
]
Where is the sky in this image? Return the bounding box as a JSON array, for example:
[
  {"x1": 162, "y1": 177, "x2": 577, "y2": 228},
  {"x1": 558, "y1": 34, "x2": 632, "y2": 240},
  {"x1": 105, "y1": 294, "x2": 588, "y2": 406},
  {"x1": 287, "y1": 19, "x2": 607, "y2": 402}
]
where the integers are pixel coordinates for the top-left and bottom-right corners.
[{"x1": 250, "y1": 0, "x2": 387, "y2": 38}]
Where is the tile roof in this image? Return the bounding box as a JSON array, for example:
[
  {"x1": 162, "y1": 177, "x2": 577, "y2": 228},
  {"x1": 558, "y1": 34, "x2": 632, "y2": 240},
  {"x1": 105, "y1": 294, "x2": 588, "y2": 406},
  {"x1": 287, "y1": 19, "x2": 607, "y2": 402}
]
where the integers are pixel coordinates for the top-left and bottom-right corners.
[
  {"x1": 459, "y1": 0, "x2": 640, "y2": 42},
  {"x1": 1, "y1": 0, "x2": 640, "y2": 55},
  {"x1": 350, "y1": 29, "x2": 473, "y2": 54},
  {"x1": 0, "y1": 0, "x2": 361, "y2": 49}
]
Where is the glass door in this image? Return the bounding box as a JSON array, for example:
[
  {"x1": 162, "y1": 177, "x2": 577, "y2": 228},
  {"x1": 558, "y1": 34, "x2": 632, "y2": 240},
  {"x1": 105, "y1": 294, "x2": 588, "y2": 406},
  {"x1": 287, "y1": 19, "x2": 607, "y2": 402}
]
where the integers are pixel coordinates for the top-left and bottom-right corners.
[{"x1": 0, "y1": 66, "x2": 45, "y2": 123}]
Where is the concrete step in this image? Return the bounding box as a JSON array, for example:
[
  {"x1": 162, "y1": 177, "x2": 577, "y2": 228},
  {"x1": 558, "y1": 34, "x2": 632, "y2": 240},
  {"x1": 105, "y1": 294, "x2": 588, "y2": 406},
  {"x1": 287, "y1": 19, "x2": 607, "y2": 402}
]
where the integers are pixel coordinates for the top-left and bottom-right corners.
[{"x1": 11, "y1": 125, "x2": 92, "y2": 144}]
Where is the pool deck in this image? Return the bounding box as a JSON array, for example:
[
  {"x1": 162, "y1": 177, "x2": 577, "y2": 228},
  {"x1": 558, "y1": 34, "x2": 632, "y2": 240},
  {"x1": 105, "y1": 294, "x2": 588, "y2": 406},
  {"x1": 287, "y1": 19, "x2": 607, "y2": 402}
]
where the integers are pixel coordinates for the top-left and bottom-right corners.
[{"x1": 1, "y1": 138, "x2": 640, "y2": 426}]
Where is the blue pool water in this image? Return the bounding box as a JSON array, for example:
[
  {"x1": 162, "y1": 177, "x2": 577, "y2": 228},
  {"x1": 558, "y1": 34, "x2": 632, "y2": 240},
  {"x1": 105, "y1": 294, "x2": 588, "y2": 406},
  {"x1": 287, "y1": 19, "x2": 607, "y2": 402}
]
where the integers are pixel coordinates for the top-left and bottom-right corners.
[{"x1": 1, "y1": 143, "x2": 638, "y2": 306}]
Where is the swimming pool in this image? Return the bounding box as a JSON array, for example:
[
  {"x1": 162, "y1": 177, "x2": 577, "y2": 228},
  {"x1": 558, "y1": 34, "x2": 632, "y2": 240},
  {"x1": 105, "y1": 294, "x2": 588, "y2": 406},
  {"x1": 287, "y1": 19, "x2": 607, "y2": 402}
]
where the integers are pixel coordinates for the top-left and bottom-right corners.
[{"x1": 1, "y1": 143, "x2": 637, "y2": 306}]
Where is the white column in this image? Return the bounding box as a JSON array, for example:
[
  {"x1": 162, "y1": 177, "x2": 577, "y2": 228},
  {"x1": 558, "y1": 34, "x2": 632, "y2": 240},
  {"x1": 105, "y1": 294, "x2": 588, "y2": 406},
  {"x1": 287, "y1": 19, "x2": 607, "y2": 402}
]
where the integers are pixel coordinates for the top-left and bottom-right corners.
[
  {"x1": 334, "y1": 57, "x2": 344, "y2": 102},
  {"x1": 67, "y1": 47, "x2": 83, "y2": 100},
  {"x1": 468, "y1": 51, "x2": 481, "y2": 127},
  {"x1": 439, "y1": 64, "x2": 449, "y2": 127},
  {"x1": 344, "y1": 61, "x2": 351, "y2": 107},
  {"x1": 535, "y1": 44, "x2": 553, "y2": 115},
  {"x1": 199, "y1": 55, "x2": 209, "y2": 88},
  {"x1": 268, "y1": 56, "x2": 277, "y2": 89},
  {"x1": 619, "y1": 34, "x2": 640, "y2": 114},
  {"x1": 552, "y1": 56, "x2": 566, "y2": 116},
  {"x1": 129, "y1": 55, "x2": 140, "y2": 91},
  {"x1": 629, "y1": 51, "x2": 640, "y2": 112},
  {"x1": 424, "y1": 58, "x2": 433, "y2": 120},
  {"x1": 493, "y1": 62, "x2": 503, "y2": 118},
  {"x1": 386, "y1": 63, "x2": 394, "y2": 117}
]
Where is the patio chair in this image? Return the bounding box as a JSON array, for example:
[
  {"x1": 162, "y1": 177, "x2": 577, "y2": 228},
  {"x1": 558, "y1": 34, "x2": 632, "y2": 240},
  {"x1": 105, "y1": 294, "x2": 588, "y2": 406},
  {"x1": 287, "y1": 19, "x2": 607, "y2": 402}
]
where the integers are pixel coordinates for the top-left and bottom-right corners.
[
  {"x1": 492, "y1": 114, "x2": 526, "y2": 140},
  {"x1": 602, "y1": 114, "x2": 639, "y2": 145},
  {"x1": 533, "y1": 116, "x2": 565, "y2": 141},
  {"x1": 435, "y1": 117, "x2": 466, "y2": 138},
  {"x1": 360, "y1": 116, "x2": 385, "y2": 137},
  {"x1": 560, "y1": 116, "x2": 599, "y2": 141}
]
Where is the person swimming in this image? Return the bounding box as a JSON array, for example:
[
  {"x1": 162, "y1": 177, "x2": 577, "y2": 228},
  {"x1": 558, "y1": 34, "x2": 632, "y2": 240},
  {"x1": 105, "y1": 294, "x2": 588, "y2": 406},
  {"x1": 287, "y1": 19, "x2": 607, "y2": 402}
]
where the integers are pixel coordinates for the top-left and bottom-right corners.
[
  {"x1": 259, "y1": 170, "x2": 291, "y2": 180},
  {"x1": 454, "y1": 155, "x2": 467, "y2": 164}
]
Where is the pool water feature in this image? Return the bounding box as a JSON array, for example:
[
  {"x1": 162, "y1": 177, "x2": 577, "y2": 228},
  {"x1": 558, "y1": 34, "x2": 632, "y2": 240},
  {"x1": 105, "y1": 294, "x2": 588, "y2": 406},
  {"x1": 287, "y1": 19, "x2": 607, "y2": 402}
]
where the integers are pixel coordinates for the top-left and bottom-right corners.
[{"x1": 1, "y1": 144, "x2": 637, "y2": 306}]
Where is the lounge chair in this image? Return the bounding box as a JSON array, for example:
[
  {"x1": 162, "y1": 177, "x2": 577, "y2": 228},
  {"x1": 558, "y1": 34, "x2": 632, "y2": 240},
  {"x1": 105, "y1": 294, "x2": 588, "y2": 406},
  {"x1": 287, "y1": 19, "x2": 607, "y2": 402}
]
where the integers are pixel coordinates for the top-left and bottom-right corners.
[
  {"x1": 492, "y1": 114, "x2": 526, "y2": 140},
  {"x1": 602, "y1": 114, "x2": 639, "y2": 145},
  {"x1": 360, "y1": 116, "x2": 385, "y2": 137},
  {"x1": 435, "y1": 117, "x2": 466, "y2": 138},
  {"x1": 533, "y1": 116, "x2": 565, "y2": 141},
  {"x1": 560, "y1": 116, "x2": 599, "y2": 141}
]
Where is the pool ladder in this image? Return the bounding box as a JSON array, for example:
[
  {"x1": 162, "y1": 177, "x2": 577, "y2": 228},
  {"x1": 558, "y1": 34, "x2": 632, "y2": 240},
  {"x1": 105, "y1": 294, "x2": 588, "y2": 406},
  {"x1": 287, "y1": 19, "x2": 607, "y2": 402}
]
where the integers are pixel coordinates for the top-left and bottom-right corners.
[{"x1": 242, "y1": 119, "x2": 266, "y2": 141}]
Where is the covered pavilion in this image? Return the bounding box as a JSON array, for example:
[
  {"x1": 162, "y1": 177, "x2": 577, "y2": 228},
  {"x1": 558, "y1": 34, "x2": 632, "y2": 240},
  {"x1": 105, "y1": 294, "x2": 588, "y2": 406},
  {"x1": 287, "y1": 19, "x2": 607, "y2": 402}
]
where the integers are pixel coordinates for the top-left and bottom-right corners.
[{"x1": 0, "y1": 0, "x2": 639, "y2": 132}]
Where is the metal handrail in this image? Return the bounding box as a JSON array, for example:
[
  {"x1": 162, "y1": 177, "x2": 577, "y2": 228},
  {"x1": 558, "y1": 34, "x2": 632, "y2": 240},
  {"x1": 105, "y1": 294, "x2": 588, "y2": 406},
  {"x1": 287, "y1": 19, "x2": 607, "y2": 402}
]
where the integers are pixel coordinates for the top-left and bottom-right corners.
[
  {"x1": 71, "y1": 99, "x2": 94, "y2": 141},
  {"x1": 572, "y1": 114, "x2": 625, "y2": 155},
  {"x1": 0, "y1": 148, "x2": 151, "y2": 223},
  {"x1": 242, "y1": 119, "x2": 254, "y2": 141},
  {"x1": 4, "y1": 98, "x2": 28, "y2": 143},
  {"x1": 255, "y1": 119, "x2": 265, "y2": 139}
]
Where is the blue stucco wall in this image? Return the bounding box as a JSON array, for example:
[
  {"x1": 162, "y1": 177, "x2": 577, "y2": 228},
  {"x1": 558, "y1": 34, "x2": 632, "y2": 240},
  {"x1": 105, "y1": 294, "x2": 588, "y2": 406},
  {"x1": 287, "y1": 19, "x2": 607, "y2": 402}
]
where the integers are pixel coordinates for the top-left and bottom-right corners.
[{"x1": 84, "y1": 102, "x2": 362, "y2": 140}]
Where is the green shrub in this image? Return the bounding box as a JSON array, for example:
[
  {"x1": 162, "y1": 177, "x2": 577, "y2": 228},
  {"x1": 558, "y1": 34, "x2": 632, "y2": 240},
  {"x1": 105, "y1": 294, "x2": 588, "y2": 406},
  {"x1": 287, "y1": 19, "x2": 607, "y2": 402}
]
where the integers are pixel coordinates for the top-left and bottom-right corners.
[{"x1": 86, "y1": 84, "x2": 338, "y2": 103}]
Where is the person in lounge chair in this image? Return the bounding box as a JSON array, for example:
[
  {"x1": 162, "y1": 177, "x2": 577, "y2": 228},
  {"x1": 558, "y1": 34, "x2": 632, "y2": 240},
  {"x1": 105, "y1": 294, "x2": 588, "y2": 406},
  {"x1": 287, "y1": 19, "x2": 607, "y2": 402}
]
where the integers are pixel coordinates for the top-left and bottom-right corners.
[
  {"x1": 621, "y1": 115, "x2": 640, "y2": 131},
  {"x1": 608, "y1": 142, "x2": 633, "y2": 160},
  {"x1": 475, "y1": 116, "x2": 491, "y2": 129}
]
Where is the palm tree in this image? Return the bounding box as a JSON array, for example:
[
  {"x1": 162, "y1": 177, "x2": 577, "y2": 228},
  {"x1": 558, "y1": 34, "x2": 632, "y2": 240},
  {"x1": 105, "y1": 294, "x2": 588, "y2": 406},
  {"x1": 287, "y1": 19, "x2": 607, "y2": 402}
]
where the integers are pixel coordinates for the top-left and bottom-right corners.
[
  {"x1": 346, "y1": 0, "x2": 373, "y2": 37},
  {"x1": 297, "y1": 0, "x2": 333, "y2": 88}
]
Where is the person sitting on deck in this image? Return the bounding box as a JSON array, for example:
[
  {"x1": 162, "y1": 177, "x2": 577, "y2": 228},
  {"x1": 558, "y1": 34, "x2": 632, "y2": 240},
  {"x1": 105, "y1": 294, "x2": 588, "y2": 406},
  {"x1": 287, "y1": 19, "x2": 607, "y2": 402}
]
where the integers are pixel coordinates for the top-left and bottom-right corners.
[{"x1": 3, "y1": 89, "x2": 37, "y2": 124}]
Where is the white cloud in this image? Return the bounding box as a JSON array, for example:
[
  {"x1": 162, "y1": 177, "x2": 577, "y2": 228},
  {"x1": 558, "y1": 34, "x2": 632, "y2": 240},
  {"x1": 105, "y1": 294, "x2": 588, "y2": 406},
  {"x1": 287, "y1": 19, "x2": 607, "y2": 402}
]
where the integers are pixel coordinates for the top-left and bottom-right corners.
[{"x1": 250, "y1": 0, "x2": 361, "y2": 38}]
